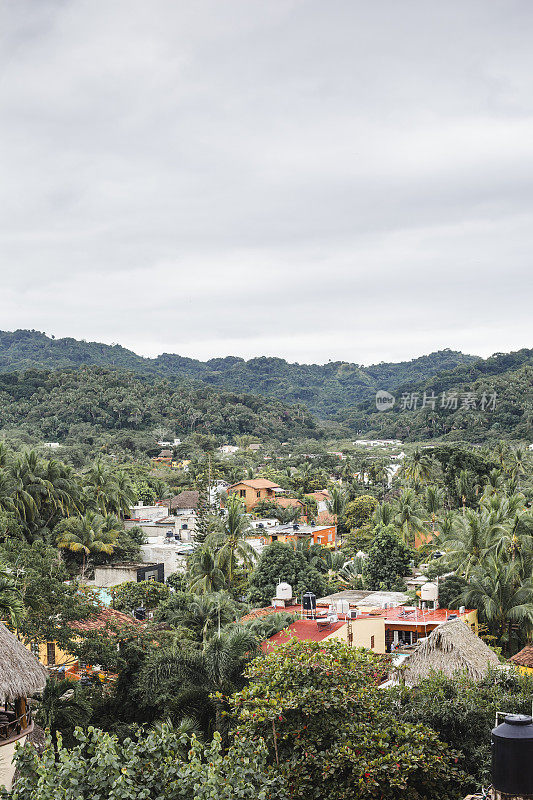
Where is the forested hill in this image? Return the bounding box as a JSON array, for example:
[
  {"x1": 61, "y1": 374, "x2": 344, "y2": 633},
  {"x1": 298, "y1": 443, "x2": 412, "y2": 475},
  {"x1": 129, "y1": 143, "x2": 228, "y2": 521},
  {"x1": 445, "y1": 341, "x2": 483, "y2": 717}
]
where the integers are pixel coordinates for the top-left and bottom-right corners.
[
  {"x1": 339, "y1": 348, "x2": 533, "y2": 442},
  {"x1": 0, "y1": 330, "x2": 478, "y2": 417},
  {"x1": 0, "y1": 368, "x2": 321, "y2": 455}
]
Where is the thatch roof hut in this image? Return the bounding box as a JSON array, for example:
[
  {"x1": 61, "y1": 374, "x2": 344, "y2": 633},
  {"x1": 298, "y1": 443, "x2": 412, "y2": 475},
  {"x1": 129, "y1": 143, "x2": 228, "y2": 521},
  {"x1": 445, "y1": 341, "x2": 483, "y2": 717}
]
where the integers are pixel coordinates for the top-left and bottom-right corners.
[
  {"x1": 0, "y1": 623, "x2": 47, "y2": 703},
  {"x1": 400, "y1": 619, "x2": 501, "y2": 686}
]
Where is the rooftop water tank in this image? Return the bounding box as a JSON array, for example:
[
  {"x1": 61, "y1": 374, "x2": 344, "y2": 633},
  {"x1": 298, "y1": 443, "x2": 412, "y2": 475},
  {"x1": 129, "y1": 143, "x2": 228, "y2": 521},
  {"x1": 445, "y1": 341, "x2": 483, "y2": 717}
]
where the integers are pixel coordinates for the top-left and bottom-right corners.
[
  {"x1": 420, "y1": 582, "x2": 438, "y2": 602},
  {"x1": 302, "y1": 592, "x2": 316, "y2": 614},
  {"x1": 492, "y1": 714, "x2": 533, "y2": 798},
  {"x1": 275, "y1": 582, "x2": 292, "y2": 600}
]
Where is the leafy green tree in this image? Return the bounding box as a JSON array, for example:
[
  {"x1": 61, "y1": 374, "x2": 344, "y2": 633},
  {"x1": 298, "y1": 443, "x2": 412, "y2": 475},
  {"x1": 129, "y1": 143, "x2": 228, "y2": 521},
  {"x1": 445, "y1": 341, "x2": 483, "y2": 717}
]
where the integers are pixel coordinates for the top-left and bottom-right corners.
[
  {"x1": 4, "y1": 723, "x2": 288, "y2": 800},
  {"x1": 226, "y1": 640, "x2": 464, "y2": 800},
  {"x1": 364, "y1": 526, "x2": 414, "y2": 591},
  {"x1": 344, "y1": 495, "x2": 378, "y2": 530},
  {"x1": 111, "y1": 580, "x2": 170, "y2": 612},
  {"x1": 0, "y1": 539, "x2": 99, "y2": 648},
  {"x1": 248, "y1": 542, "x2": 328, "y2": 605}
]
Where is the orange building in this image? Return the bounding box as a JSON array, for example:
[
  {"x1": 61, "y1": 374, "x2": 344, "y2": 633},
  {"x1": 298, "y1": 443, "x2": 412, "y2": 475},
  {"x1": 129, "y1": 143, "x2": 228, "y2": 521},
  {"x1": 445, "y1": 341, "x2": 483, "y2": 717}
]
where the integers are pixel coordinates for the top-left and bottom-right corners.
[
  {"x1": 227, "y1": 479, "x2": 283, "y2": 511},
  {"x1": 264, "y1": 523, "x2": 337, "y2": 549}
]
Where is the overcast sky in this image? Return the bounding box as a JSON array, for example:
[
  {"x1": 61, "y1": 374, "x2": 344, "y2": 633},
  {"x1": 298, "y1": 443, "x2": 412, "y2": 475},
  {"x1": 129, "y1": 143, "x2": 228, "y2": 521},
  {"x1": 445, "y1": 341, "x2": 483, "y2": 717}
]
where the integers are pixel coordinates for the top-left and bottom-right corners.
[{"x1": 1, "y1": 1, "x2": 532, "y2": 365}]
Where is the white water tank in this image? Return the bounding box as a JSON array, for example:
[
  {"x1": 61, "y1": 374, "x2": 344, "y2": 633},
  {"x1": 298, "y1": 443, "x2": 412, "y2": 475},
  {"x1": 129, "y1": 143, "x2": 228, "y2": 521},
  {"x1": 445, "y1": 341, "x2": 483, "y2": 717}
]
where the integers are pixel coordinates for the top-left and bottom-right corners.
[
  {"x1": 275, "y1": 582, "x2": 293, "y2": 600},
  {"x1": 420, "y1": 582, "x2": 438, "y2": 602}
]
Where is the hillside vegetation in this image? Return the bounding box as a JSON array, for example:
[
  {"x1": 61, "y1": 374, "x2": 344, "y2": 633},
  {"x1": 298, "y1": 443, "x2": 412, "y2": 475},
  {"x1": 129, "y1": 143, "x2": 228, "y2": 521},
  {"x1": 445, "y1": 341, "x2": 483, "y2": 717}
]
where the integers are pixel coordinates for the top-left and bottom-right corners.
[
  {"x1": 340, "y1": 349, "x2": 533, "y2": 442},
  {"x1": 0, "y1": 330, "x2": 478, "y2": 417},
  {"x1": 0, "y1": 367, "x2": 320, "y2": 455}
]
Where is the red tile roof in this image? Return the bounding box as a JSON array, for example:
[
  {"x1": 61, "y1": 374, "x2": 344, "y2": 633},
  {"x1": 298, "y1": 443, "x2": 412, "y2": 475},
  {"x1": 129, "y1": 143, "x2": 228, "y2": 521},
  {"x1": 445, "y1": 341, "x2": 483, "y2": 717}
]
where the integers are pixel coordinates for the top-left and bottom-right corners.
[
  {"x1": 510, "y1": 645, "x2": 533, "y2": 668},
  {"x1": 69, "y1": 607, "x2": 141, "y2": 633},
  {"x1": 262, "y1": 618, "x2": 345, "y2": 652},
  {"x1": 228, "y1": 479, "x2": 282, "y2": 490},
  {"x1": 275, "y1": 497, "x2": 305, "y2": 508}
]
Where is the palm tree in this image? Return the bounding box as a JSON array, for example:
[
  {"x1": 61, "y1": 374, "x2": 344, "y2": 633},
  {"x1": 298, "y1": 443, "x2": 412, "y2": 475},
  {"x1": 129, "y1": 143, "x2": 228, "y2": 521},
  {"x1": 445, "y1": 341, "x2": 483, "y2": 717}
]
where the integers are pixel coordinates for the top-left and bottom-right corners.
[
  {"x1": 400, "y1": 448, "x2": 433, "y2": 490},
  {"x1": 156, "y1": 591, "x2": 242, "y2": 643},
  {"x1": 510, "y1": 446, "x2": 528, "y2": 493},
  {"x1": 393, "y1": 489, "x2": 425, "y2": 545},
  {"x1": 113, "y1": 471, "x2": 136, "y2": 518},
  {"x1": 138, "y1": 625, "x2": 258, "y2": 734},
  {"x1": 36, "y1": 678, "x2": 92, "y2": 758},
  {"x1": 424, "y1": 485, "x2": 444, "y2": 533},
  {"x1": 56, "y1": 511, "x2": 121, "y2": 579},
  {"x1": 188, "y1": 547, "x2": 226, "y2": 594},
  {"x1": 372, "y1": 501, "x2": 394, "y2": 527},
  {"x1": 0, "y1": 563, "x2": 25, "y2": 627},
  {"x1": 326, "y1": 486, "x2": 347, "y2": 536},
  {"x1": 460, "y1": 558, "x2": 533, "y2": 654},
  {"x1": 83, "y1": 461, "x2": 119, "y2": 514},
  {"x1": 456, "y1": 469, "x2": 473, "y2": 515},
  {"x1": 440, "y1": 509, "x2": 494, "y2": 578},
  {"x1": 208, "y1": 497, "x2": 256, "y2": 587}
]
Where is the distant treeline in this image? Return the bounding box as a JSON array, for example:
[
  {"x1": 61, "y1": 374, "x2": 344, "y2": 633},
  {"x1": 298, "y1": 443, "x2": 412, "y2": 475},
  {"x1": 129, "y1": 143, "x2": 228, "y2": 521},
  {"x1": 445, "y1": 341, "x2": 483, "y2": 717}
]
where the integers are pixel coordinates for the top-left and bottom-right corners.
[{"x1": 0, "y1": 330, "x2": 478, "y2": 417}]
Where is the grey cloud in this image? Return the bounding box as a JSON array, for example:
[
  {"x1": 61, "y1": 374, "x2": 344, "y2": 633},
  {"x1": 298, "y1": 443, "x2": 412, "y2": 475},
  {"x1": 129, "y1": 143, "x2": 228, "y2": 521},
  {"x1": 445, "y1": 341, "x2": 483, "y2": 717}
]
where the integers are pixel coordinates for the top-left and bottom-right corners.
[{"x1": 0, "y1": 0, "x2": 531, "y2": 364}]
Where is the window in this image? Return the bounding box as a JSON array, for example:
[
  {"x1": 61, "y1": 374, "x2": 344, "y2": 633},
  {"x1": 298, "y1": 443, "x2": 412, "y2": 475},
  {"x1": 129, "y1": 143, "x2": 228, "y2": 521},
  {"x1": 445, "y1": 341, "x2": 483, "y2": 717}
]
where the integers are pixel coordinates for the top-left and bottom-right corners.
[
  {"x1": 256, "y1": 491, "x2": 261, "y2": 498},
  {"x1": 239, "y1": 489, "x2": 246, "y2": 498},
  {"x1": 46, "y1": 642, "x2": 56, "y2": 666},
  {"x1": 30, "y1": 641, "x2": 40, "y2": 658},
  {"x1": 328, "y1": 533, "x2": 333, "y2": 542},
  {"x1": 181, "y1": 523, "x2": 188, "y2": 529},
  {"x1": 370, "y1": 635, "x2": 375, "y2": 649}
]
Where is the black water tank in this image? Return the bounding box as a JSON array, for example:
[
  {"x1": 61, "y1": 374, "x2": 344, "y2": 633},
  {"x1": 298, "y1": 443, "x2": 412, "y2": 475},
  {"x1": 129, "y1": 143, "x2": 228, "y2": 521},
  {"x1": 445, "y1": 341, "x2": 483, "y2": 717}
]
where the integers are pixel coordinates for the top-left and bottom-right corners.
[
  {"x1": 492, "y1": 714, "x2": 533, "y2": 797},
  {"x1": 302, "y1": 592, "x2": 316, "y2": 614}
]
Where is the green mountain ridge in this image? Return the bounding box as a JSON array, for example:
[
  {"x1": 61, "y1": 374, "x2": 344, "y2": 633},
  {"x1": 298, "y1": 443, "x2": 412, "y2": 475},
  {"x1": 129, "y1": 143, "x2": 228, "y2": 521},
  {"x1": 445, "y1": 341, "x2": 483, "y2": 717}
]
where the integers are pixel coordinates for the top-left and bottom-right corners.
[
  {"x1": 0, "y1": 330, "x2": 479, "y2": 417},
  {"x1": 339, "y1": 349, "x2": 533, "y2": 442}
]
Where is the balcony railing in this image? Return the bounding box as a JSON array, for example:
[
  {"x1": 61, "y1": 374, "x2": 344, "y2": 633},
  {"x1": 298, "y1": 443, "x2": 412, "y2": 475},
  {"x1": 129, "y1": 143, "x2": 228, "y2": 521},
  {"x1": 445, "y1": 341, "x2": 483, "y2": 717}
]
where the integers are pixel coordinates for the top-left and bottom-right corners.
[{"x1": 0, "y1": 707, "x2": 32, "y2": 742}]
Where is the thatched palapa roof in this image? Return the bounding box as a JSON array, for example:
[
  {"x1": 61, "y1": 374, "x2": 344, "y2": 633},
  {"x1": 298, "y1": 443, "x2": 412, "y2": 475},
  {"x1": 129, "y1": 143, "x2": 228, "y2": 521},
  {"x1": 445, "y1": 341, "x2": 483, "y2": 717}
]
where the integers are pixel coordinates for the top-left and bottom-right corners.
[
  {"x1": 0, "y1": 623, "x2": 48, "y2": 702},
  {"x1": 400, "y1": 619, "x2": 501, "y2": 685}
]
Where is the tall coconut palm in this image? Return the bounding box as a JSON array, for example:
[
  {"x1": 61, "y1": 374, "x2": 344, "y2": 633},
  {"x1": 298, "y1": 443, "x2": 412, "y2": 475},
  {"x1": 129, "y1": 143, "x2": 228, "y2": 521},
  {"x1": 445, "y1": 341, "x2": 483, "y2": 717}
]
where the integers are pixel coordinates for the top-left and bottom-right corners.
[
  {"x1": 400, "y1": 448, "x2": 433, "y2": 490},
  {"x1": 326, "y1": 486, "x2": 347, "y2": 535},
  {"x1": 393, "y1": 489, "x2": 425, "y2": 545},
  {"x1": 456, "y1": 469, "x2": 473, "y2": 515},
  {"x1": 372, "y1": 501, "x2": 394, "y2": 528},
  {"x1": 138, "y1": 625, "x2": 258, "y2": 734},
  {"x1": 188, "y1": 547, "x2": 226, "y2": 594},
  {"x1": 440, "y1": 509, "x2": 494, "y2": 578},
  {"x1": 113, "y1": 471, "x2": 136, "y2": 518},
  {"x1": 424, "y1": 485, "x2": 444, "y2": 533},
  {"x1": 208, "y1": 497, "x2": 256, "y2": 587},
  {"x1": 56, "y1": 511, "x2": 121, "y2": 579},
  {"x1": 460, "y1": 558, "x2": 533, "y2": 654},
  {"x1": 83, "y1": 461, "x2": 119, "y2": 515}
]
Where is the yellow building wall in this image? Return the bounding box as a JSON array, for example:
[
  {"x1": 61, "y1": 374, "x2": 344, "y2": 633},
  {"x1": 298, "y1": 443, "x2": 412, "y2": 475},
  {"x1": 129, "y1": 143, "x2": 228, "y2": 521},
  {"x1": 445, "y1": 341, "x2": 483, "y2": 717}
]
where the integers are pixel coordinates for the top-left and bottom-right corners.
[
  {"x1": 326, "y1": 618, "x2": 386, "y2": 654},
  {"x1": 26, "y1": 640, "x2": 75, "y2": 668}
]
